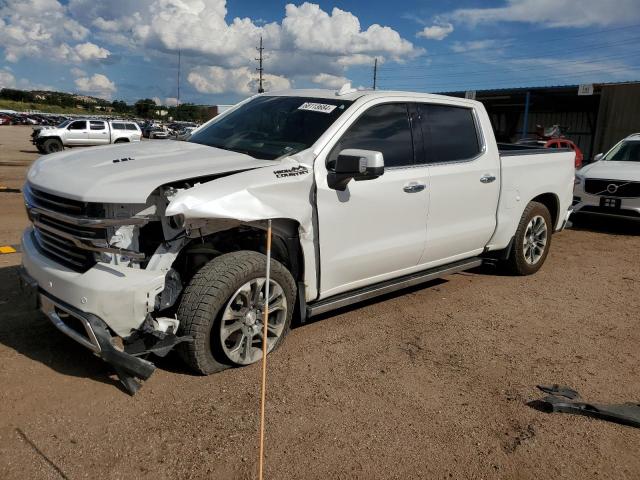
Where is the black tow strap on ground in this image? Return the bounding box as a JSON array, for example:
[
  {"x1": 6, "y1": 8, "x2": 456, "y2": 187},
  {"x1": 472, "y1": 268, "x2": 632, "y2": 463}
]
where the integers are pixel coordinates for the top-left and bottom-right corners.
[{"x1": 530, "y1": 384, "x2": 640, "y2": 428}]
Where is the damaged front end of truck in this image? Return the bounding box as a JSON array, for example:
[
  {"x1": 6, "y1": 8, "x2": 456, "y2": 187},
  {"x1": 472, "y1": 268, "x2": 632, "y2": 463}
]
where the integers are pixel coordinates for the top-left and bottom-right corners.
[{"x1": 20, "y1": 155, "x2": 315, "y2": 394}]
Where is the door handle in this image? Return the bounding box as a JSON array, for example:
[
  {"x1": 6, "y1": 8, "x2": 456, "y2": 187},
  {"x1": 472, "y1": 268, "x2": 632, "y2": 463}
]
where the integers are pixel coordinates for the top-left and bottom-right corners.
[
  {"x1": 403, "y1": 182, "x2": 426, "y2": 193},
  {"x1": 480, "y1": 174, "x2": 496, "y2": 184}
]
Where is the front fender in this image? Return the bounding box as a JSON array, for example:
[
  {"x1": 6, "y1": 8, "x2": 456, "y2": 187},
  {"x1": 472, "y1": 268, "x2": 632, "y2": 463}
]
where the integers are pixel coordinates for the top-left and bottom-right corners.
[
  {"x1": 166, "y1": 158, "x2": 313, "y2": 229},
  {"x1": 166, "y1": 158, "x2": 319, "y2": 300}
]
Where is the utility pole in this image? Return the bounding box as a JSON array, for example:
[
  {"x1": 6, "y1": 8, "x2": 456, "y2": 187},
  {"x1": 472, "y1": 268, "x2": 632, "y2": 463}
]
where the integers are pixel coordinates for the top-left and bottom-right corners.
[
  {"x1": 176, "y1": 49, "x2": 181, "y2": 120},
  {"x1": 372, "y1": 58, "x2": 377, "y2": 90},
  {"x1": 256, "y1": 36, "x2": 265, "y2": 93}
]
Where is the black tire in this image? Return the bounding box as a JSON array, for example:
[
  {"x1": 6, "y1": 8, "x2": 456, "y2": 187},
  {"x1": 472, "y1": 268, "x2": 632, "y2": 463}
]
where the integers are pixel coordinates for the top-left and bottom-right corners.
[
  {"x1": 114, "y1": 138, "x2": 128, "y2": 143},
  {"x1": 36, "y1": 144, "x2": 46, "y2": 154},
  {"x1": 42, "y1": 138, "x2": 63, "y2": 154},
  {"x1": 505, "y1": 201, "x2": 553, "y2": 275},
  {"x1": 177, "y1": 251, "x2": 296, "y2": 375}
]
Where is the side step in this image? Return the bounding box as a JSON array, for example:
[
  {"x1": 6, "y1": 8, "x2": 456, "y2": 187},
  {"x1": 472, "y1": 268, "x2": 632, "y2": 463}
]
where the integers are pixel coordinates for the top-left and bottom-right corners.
[{"x1": 307, "y1": 257, "x2": 483, "y2": 317}]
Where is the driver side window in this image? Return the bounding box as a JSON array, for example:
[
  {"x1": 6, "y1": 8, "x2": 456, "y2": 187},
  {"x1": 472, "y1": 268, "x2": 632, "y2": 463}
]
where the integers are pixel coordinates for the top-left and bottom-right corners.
[
  {"x1": 328, "y1": 103, "x2": 414, "y2": 169},
  {"x1": 68, "y1": 121, "x2": 86, "y2": 130}
]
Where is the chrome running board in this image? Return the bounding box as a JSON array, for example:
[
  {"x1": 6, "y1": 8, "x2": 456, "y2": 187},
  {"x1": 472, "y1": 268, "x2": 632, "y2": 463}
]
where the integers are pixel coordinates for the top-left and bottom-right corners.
[{"x1": 307, "y1": 257, "x2": 483, "y2": 317}]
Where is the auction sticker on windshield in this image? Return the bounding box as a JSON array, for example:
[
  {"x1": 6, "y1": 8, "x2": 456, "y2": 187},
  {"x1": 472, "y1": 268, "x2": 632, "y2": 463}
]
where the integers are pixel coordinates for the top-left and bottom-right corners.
[{"x1": 298, "y1": 102, "x2": 337, "y2": 114}]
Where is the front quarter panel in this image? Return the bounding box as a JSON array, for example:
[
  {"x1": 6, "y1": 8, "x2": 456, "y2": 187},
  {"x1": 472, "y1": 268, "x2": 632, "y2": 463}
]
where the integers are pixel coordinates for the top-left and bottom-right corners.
[{"x1": 165, "y1": 158, "x2": 318, "y2": 299}]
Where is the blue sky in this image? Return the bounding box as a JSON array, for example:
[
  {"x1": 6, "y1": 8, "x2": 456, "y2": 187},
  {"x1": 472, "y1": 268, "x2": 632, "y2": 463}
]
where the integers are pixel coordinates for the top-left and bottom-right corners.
[{"x1": 1, "y1": 0, "x2": 639, "y2": 106}]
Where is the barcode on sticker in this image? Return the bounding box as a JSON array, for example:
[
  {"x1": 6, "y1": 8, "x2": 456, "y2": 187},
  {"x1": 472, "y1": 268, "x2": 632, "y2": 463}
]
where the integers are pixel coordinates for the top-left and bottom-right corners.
[{"x1": 298, "y1": 102, "x2": 337, "y2": 113}]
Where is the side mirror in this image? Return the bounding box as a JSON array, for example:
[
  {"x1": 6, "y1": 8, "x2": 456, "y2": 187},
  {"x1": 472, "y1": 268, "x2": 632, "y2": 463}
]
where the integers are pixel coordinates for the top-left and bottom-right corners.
[
  {"x1": 327, "y1": 149, "x2": 384, "y2": 191},
  {"x1": 592, "y1": 153, "x2": 604, "y2": 163}
]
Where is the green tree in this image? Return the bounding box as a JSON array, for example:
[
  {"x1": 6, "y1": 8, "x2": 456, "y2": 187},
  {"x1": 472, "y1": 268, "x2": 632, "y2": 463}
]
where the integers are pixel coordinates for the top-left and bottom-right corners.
[{"x1": 134, "y1": 98, "x2": 157, "y2": 118}]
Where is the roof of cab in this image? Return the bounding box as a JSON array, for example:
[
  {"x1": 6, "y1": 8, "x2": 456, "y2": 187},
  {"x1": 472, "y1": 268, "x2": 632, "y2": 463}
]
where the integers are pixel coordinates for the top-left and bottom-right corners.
[{"x1": 265, "y1": 87, "x2": 481, "y2": 107}]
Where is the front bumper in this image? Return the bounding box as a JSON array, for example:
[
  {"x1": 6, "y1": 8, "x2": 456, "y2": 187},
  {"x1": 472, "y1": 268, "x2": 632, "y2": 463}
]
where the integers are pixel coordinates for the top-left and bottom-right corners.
[
  {"x1": 19, "y1": 269, "x2": 156, "y2": 394},
  {"x1": 572, "y1": 187, "x2": 640, "y2": 221},
  {"x1": 21, "y1": 227, "x2": 166, "y2": 337}
]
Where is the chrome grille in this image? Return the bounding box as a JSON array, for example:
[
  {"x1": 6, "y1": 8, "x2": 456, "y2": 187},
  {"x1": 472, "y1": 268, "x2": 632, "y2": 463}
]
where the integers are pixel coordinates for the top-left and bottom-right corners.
[
  {"x1": 25, "y1": 184, "x2": 148, "y2": 272},
  {"x1": 26, "y1": 186, "x2": 105, "y2": 272}
]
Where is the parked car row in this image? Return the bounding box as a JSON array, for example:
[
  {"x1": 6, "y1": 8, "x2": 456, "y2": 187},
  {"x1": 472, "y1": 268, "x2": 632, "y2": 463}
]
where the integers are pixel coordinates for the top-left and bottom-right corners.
[
  {"x1": 141, "y1": 121, "x2": 199, "y2": 140},
  {"x1": 0, "y1": 112, "x2": 70, "y2": 126}
]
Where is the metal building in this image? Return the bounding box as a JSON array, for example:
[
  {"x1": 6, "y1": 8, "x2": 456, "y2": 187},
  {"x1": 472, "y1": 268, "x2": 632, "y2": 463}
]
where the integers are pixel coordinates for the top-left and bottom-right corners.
[{"x1": 443, "y1": 81, "x2": 640, "y2": 160}]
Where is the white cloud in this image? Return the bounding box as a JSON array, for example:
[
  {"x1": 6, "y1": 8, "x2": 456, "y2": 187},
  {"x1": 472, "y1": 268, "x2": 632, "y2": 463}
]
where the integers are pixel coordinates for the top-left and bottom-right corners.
[
  {"x1": 451, "y1": 40, "x2": 503, "y2": 53},
  {"x1": 164, "y1": 97, "x2": 178, "y2": 107},
  {"x1": 74, "y1": 73, "x2": 116, "y2": 98},
  {"x1": 311, "y1": 73, "x2": 350, "y2": 89},
  {"x1": 64, "y1": 1, "x2": 421, "y2": 93},
  {"x1": 0, "y1": 69, "x2": 16, "y2": 89},
  {"x1": 74, "y1": 42, "x2": 110, "y2": 61},
  {"x1": 188, "y1": 66, "x2": 291, "y2": 95},
  {"x1": 0, "y1": 0, "x2": 100, "y2": 62},
  {"x1": 70, "y1": 67, "x2": 86, "y2": 77},
  {"x1": 2, "y1": 0, "x2": 422, "y2": 96},
  {"x1": 417, "y1": 23, "x2": 454, "y2": 41},
  {"x1": 450, "y1": 0, "x2": 640, "y2": 28}
]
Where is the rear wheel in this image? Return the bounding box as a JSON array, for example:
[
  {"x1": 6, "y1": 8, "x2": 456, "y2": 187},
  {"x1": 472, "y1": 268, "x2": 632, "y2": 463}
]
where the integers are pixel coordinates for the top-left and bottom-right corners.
[
  {"x1": 505, "y1": 201, "x2": 552, "y2": 275},
  {"x1": 42, "y1": 138, "x2": 63, "y2": 154},
  {"x1": 177, "y1": 251, "x2": 296, "y2": 374}
]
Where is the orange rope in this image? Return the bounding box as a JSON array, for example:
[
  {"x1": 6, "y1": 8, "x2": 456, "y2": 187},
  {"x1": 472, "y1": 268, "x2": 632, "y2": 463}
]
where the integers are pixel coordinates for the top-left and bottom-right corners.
[{"x1": 258, "y1": 220, "x2": 272, "y2": 480}]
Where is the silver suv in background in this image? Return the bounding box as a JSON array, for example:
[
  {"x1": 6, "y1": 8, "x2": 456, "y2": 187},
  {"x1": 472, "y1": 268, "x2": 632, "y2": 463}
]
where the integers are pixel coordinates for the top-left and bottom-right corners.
[{"x1": 33, "y1": 119, "x2": 142, "y2": 154}]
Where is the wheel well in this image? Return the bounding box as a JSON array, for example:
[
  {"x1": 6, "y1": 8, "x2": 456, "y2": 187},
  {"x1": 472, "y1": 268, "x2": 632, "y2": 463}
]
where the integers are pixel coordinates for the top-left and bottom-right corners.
[
  {"x1": 173, "y1": 221, "x2": 304, "y2": 285},
  {"x1": 531, "y1": 193, "x2": 559, "y2": 229},
  {"x1": 114, "y1": 138, "x2": 130, "y2": 143}
]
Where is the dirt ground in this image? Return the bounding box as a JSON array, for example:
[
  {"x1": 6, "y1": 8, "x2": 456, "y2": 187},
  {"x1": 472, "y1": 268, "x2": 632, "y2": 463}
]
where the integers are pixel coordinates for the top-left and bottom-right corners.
[{"x1": 0, "y1": 125, "x2": 639, "y2": 479}]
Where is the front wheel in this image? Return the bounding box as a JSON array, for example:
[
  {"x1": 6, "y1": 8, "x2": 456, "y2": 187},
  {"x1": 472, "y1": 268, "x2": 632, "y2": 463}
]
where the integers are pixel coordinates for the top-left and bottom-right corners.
[
  {"x1": 42, "y1": 138, "x2": 63, "y2": 154},
  {"x1": 505, "y1": 201, "x2": 553, "y2": 275},
  {"x1": 177, "y1": 251, "x2": 296, "y2": 374}
]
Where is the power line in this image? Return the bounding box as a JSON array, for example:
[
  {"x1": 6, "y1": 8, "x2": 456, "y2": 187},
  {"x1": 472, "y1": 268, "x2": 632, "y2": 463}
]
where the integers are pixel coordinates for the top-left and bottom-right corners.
[
  {"x1": 391, "y1": 22, "x2": 640, "y2": 64},
  {"x1": 378, "y1": 51, "x2": 640, "y2": 81},
  {"x1": 382, "y1": 34, "x2": 640, "y2": 71},
  {"x1": 382, "y1": 67, "x2": 640, "y2": 92}
]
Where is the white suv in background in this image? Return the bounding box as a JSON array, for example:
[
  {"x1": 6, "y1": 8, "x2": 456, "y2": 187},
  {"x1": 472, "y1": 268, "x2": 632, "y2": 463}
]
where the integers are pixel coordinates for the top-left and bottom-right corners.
[
  {"x1": 574, "y1": 133, "x2": 640, "y2": 221},
  {"x1": 33, "y1": 119, "x2": 142, "y2": 154}
]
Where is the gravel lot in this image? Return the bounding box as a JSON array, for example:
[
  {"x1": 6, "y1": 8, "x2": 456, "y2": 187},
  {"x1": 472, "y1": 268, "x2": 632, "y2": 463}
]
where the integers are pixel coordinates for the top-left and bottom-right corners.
[{"x1": 0, "y1": 125, "x2": 639, "y2": 479}]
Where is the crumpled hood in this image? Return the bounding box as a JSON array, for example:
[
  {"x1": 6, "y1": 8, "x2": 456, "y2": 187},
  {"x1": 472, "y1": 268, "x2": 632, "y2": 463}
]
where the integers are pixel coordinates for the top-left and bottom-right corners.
[
  {"x1": 26, "y1": 140, "x2": 274, "y2": 203},
  {"x1": 579, "y1": 161, "x2": 640, "y2": 182}
]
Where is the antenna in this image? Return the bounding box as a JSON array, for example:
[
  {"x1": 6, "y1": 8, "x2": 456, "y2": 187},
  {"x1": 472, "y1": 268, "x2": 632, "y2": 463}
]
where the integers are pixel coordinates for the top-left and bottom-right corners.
[
  {"x1": 256, "y1": 36, "x2": 264, "y2": 93},
  {"x1": 373, "y1": 58, "x2": 378, "y2": 90}
]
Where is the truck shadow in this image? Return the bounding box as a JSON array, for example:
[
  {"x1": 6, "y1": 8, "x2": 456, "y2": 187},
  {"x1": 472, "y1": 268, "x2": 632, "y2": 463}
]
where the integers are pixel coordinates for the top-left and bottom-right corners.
[
  {"x1": 568, "y1": 215, "x2": 640, "y2": 236},
  {"x1": 0, "y1": 265, "x2": 130, "y2": 392}
]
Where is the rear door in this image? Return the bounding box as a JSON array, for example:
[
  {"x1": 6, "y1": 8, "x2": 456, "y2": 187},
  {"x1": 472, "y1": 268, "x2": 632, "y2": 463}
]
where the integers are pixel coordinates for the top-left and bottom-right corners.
[
  {"x1": 65, "y1": 120, "x2": 88, "y2": 145},
  {"x1": 416, "y1": 103, "x2": 500, "y2": 265},
  {"x1": 315, "y1": 102, "x2": 429, "y2": 298},
  {"x1": 88, "y1": 120, "x2": 110, "y2": 144}
]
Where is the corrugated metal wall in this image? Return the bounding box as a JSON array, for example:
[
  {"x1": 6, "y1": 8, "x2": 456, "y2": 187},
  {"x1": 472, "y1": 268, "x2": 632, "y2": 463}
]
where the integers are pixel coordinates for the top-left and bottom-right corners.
[
  {"x1": 593, "y1": 84, "x2": 640, "y2": 155},
  {"x1": 519, "y1": 110, "x2": 595, "y2": 159}
]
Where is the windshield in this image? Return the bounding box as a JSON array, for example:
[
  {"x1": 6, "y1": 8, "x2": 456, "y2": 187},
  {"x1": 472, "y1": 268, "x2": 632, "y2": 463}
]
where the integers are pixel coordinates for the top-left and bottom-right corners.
[
  {"x1": 57, "y1": 120, "x2": 71, "y2": 128},
  {"x1": 189, "y1": 96, "x2": 353, "y2": 160},
  {"x1": 604, "y1": 140, "x2": 640, "y2": 162}
]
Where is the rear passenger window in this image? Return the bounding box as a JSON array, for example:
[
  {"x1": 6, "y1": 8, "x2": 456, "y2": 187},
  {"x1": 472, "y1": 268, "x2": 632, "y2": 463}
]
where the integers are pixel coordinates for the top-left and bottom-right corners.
[
  {"x1": 125, "y1": 123, "x2": 138, "y2": 130},
  {"x1": 112, "y1": 122, "x2": 125, "y2": 130},
  {"x1": 329, "y1": 103, "x2": 414, "y2": 168},
  {"x1": 68, "y1": 121, "x2": 86, "y2": 130},
  {"x1": 418, "y1": 104, "x2": 480, "y2": 163},
  {"x1": 90, "y1": 121, "x2": 105, "y2": 130}
]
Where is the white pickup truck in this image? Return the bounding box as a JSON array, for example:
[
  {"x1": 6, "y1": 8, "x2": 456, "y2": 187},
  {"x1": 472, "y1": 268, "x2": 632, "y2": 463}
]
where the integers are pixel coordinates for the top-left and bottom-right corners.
[
  {"x1": 33, "y1": 119, "x2": 142, "y2": 154},
  {"x1": 20, "y1": 88, "x2": 574, "y2": 393}
]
